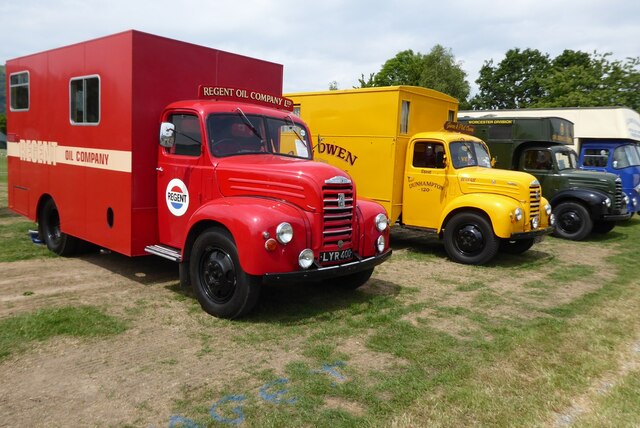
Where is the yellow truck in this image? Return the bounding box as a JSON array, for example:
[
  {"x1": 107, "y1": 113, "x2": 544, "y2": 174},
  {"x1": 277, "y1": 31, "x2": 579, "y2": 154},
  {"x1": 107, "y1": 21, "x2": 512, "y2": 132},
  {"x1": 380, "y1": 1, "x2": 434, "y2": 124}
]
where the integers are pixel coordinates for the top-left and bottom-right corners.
[{"x1": 287, "y1": 86, "x2": 554, "y2": 265}]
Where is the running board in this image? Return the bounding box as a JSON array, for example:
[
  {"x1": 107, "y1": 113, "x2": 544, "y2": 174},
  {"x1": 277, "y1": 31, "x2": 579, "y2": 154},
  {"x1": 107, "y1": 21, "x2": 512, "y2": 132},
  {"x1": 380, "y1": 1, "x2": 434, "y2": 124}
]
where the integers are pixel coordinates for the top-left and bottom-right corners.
[{"x1": 144, "y1": 244, "x2": 182, "y2": 262}]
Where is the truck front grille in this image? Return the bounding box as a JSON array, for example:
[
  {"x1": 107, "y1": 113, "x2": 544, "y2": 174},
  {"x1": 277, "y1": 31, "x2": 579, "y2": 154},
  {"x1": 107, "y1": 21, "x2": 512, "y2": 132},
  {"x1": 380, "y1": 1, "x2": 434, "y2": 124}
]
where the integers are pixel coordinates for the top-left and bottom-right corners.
[
  {"x1": 322, "y1": 183, "x2": 354, "y2": 247},
  {"x1": 529, "y1": 184, "x2": 541, "y2": 221},
  {"x1": 614, "y1": 180, "x2": 624, "y2": 211}
]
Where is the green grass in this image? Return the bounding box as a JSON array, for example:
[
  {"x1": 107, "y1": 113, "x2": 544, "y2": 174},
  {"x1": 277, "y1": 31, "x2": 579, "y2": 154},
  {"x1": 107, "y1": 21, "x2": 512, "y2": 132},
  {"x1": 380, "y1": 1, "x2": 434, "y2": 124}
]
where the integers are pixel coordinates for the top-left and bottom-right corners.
[
  {"x1": 0, "y1": 220, "x2": 55, "y2": 261},
  {"x1": 166, "y1": 219, "x2": 640, "y2": 427},
  {"x1": 0, "y1": 149, "x2": 7, "y2": 184},
  {"x1": 0, "y1": 305, "x2": 128, "y2": 361}
]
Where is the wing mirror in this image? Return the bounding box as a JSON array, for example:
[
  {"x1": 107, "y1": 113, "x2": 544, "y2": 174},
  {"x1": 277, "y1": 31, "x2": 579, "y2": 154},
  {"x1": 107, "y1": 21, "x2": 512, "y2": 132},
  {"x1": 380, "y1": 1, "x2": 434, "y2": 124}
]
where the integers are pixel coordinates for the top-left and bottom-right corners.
[{"x1": 159, "y1": 122, "x2": 176, "y2": 148}]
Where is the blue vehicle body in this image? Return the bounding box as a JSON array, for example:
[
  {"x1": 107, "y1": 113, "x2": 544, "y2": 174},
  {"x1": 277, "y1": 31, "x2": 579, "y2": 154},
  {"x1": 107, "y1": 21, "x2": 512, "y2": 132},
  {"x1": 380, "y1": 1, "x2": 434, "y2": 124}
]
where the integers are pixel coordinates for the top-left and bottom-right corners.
[{"x1": 578, "y1": 139, "x2": 640, "y2": 214}]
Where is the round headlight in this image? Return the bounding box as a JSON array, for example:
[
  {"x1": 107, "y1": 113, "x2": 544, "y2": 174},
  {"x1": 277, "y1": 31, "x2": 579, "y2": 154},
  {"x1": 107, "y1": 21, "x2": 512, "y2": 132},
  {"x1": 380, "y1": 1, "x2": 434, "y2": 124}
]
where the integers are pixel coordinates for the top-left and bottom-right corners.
[
  {"x1": 375, "y1": 213, "x2": 389, "y2": 232},
  {"x1": 604, "y1": 197, "x2": 612, "y2": 208},
  {"x1": 298, "y1": 249, "x2": 314, "y2": 269},
  {"x1": 550, "y1": 213, "x2": 556, "y2": 226},
  {"x1": 531, "y1": 216, "x2": 539, "y2": 229},
  {"x1": 544, "y1": 203, "x2": 552, "y2": 216},
  {"x1": 633, "y1": 198, "x2": 638, "y2": 207},
  {"x1": 623, "y1": 195, "x2": 630, "y2": 205},
  {"x1": 276, "y1": 222, "x2": 293, "y2": 244},
  {"x1": 376, "y1": 235, "x2": 385, "y2": 253},
  {"x1": 514, "y1": 208, "x2": 523, "y2": 222}
]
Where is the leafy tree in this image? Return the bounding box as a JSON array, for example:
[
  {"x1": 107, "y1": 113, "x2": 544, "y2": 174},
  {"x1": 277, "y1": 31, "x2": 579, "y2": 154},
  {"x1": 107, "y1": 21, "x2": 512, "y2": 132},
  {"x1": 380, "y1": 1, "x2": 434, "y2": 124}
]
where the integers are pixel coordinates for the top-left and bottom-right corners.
[
  {"x1": 470, "y1": 48, "x2": 551, "y2": 109},
  {"x1": 534, "y1": 51, "x2": 640, "y2": 110},
  {"x1": 328, "y1": 81, "x2": 339, "y2": 91},
  {"x1": 0, "y1": 113, "x2": 6, "y2": 134},
  {"x1": 355, "y1": 46, "x2": 471, "y2": 107}
]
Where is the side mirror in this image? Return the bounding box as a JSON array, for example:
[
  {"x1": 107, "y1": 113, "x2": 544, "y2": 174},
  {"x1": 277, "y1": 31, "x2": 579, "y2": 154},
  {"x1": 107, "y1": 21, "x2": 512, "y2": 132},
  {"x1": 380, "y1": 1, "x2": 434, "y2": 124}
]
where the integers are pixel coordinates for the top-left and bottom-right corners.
[{"x1": 159, "y1": 122, "x2": 176, "y2": 148}]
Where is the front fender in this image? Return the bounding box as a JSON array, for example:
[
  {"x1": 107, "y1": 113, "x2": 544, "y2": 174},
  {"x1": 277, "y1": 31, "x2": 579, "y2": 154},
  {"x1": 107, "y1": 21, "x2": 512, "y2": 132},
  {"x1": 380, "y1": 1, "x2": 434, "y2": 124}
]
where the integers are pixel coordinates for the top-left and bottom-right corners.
[
  {"x1": 550, "y1": 189, "x2": 609, "y2": 218},
  {"x1": 440, "y1": 194, "x2": 523, "y2": 239},
  {"x1": 355, "y1": 198, "x2": 391, "y2": 258},
  {"x1": 186, "y1": 197, "x2": 310, "y2": 275}
]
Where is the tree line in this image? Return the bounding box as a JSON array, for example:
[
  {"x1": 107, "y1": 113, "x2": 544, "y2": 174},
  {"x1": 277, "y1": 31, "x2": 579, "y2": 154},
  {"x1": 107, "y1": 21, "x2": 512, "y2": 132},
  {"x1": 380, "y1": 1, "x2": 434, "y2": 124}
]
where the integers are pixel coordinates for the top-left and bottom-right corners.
[{"x1": 351, "y1": 46, "x2": 639, "y2": 111}]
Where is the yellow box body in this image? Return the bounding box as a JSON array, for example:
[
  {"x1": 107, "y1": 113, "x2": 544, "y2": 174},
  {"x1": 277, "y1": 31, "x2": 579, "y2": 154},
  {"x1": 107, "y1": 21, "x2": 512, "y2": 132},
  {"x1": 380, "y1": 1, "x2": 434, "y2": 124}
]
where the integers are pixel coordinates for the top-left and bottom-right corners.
[{"x1": 287, "y1": 86, "x2": 552, "y2": 239}]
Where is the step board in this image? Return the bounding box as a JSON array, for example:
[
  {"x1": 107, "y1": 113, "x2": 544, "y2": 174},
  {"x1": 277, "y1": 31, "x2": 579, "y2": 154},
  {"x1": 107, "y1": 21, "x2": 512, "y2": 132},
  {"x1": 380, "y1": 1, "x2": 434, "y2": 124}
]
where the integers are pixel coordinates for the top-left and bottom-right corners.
[{"x1": 144, "y1": 244, "x2": 182, "y2": 262}]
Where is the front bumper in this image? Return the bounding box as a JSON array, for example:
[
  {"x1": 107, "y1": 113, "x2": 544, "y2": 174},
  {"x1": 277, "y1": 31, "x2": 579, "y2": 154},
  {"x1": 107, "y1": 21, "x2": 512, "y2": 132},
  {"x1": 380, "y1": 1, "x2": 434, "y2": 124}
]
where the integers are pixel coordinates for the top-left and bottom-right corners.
[
  {"x1": 262, "y1": 249, "x2": 392, "y2": 284},
  {"x1": 601, "y1": 213, "x2": 632, "y2": 222},
  {"x1": 509, "y1": 226, "x2": 555, "y2": 240}
]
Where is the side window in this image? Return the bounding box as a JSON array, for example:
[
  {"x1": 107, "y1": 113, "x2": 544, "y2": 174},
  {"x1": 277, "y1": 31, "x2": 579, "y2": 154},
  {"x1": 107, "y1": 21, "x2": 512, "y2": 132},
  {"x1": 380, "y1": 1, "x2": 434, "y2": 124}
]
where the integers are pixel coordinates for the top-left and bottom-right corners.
[
  {"x1": 413, "y1": 142, "x2": 445, "y2": 168},
  {"x1": 523, "y1": 150, "x2": 552, "y2": 170},
  {"x1": 448, "y1": 110, "x2": 455, "y2": 122},
  {"x1": 400, "y1": 100, "x2": 410, "y2": 134},
  {"x1": 583, "y1": 149, "x2": 609, "y2": 167},
  {"x1": 10, "y1": 71, "x2": 30, "y2": 111},
  {"x1": 70, "y1": 75, "x2": 100, "y2": 124},
  {"x1": 168, "y1": 114, "x2": 202, "y2": 156}
]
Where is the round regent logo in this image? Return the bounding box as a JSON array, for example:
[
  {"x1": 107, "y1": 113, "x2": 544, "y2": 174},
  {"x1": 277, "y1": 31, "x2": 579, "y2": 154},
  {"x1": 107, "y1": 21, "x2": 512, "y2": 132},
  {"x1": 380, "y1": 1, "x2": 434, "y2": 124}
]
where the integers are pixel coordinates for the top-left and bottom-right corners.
[{"x1": 166, "y1": 178, "x2": 189, "y2": 217}]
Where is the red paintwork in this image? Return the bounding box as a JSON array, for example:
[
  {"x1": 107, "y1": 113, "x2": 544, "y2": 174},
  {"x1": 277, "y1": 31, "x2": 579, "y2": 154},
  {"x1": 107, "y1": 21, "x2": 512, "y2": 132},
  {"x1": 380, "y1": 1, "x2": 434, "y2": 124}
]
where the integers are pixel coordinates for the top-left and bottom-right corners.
[{"x1": 6, "y1": 30, "x2": 390, "y2": 276}]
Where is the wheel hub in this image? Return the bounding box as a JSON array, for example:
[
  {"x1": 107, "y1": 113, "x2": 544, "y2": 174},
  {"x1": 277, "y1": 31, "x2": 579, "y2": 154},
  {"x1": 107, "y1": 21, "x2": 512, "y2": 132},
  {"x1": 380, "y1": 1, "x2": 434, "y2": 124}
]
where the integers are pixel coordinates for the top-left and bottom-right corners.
[
  {"x1": 201, "y1": 249, "x2": 236, "y2": 304},
  {"x1": 559, "y1": 211, "x2": 581, "y2": 233},
  {"x1": 455, "y1": 225, "x2": 484, "y2": 254}
]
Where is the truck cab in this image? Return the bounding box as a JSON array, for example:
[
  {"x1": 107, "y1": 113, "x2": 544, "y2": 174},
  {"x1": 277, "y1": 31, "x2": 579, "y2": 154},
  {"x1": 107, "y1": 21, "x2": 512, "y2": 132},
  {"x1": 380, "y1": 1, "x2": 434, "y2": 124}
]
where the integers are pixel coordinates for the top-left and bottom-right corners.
[
  {"x1": 459, "y1": 116, "x2": 631, "y2": 240},
  {"x1": 402, "y1": 129, "x2": 553, "y2": 264},
  {"x1": 579, "y1": 140, "x2": 640, "y2": 214}
]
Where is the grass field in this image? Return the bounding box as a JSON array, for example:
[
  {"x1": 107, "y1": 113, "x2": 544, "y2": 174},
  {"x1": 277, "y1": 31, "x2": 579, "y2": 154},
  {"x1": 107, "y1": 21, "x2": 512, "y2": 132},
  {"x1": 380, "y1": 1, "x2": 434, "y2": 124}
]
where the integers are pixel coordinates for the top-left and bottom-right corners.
[{"x1": 1, "y1": 152, "x2": 639, "y2": 426}]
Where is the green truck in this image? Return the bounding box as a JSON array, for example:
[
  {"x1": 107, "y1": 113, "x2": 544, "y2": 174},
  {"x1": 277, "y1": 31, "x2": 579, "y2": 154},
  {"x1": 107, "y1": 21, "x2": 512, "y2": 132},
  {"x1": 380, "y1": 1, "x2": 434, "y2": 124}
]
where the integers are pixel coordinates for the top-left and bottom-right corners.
[{"x1": 458, "y1": 116, "x2": 630, "y2": 240}]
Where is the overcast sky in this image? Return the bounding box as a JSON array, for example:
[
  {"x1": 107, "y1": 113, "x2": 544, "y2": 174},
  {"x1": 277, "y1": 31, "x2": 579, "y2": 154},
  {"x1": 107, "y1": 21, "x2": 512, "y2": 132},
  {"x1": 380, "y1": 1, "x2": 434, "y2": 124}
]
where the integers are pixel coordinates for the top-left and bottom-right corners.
[{"x1": 2, "y1": 0, "x2": 638, "y2": 97}]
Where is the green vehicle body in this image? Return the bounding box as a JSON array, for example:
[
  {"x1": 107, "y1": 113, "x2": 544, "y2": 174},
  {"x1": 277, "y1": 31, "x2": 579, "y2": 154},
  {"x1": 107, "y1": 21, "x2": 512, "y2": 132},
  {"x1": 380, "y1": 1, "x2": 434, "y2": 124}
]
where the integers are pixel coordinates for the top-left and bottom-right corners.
[{"x1": 458, "y1": 116, "x2": 630, "y2": 240}]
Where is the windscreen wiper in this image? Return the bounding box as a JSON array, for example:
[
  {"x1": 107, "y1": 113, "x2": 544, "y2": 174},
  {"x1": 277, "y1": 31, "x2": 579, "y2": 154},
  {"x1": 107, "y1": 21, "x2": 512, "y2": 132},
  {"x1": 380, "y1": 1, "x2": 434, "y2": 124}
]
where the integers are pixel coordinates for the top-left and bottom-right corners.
[{"x1": 235, "y1": 108, "x2": 264, "y2": 143}]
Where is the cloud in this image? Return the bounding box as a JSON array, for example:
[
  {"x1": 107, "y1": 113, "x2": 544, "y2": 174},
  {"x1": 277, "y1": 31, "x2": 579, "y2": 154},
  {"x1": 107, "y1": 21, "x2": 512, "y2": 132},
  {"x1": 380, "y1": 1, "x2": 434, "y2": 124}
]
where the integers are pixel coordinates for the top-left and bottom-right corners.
[{"x1": 2, "y1": 0, "x2": 638, "y2": 96}]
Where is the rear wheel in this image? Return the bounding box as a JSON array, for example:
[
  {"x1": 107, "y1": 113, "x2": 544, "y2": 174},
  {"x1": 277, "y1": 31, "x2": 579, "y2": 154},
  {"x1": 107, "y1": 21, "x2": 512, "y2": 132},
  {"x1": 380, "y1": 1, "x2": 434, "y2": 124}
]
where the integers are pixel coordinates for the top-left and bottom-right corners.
[
  {"x1": 190, "y1": 228, "x2": 260, "y2": 319},
  {"x1": 38, "y1": 198, "x2": 79, "y2": 256},
  {"x1": 499, "y1": 238, "x2": 535, "y2": 255},
  {"x1": 443, "y1": 212, "x2": 499, "y2": 265},
  {"x1": 553, "y1": 202, "x2": 593, "y2": 241}
]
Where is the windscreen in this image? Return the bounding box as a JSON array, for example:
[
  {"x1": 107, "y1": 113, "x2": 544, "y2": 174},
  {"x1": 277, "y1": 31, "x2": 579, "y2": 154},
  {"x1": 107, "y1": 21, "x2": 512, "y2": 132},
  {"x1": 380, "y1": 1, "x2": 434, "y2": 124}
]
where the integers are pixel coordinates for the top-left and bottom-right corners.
[
  {"x1": 207, "y1": 113, "x2": 312, "y2": 159},
  {"x1": 450, "y1": 141, "x2": 492, "y2": 169},
  {"x1": 613, "y1": 145, "x2": 640, "y2": 169},
  {"x1": 555, "y1": 150, "x2": 578, "y2": 171}
]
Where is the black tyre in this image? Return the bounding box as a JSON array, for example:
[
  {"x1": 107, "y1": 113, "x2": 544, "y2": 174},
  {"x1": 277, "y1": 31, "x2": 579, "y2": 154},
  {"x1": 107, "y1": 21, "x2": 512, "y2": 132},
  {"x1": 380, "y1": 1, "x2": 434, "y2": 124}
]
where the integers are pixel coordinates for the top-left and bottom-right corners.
[
  {"x1": 499, "y1": 238, "x2": 535, "y2": 255},
  {"x1": 38, "y1": 198, "x2": 79, "y2": 256},
  {"x1": 328, "y1": 268, "x2": 374, "y2": 290},
  {"x1": 553, "y1": 202, "x2": 593, "y2": 241},
  {"x1": 591, "y1": 221, "x2": 616, "y2": 234},
  {"x1": 190, "y1": 228, "x2": 260, "y2": 319},
  {"x1": 443, "y1": 212, "x2": 499, "y2": 265}
]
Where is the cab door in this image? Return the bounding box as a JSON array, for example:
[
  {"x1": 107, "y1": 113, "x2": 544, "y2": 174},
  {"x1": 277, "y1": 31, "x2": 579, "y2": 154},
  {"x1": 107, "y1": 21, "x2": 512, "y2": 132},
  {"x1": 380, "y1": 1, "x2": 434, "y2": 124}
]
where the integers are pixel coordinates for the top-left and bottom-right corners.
[
  {"x1": 157, "y1": 112, "x2": 205, "y2": 248},
  {"x1": 402, "y1": 139, "x2": 449, "y2": 230}
]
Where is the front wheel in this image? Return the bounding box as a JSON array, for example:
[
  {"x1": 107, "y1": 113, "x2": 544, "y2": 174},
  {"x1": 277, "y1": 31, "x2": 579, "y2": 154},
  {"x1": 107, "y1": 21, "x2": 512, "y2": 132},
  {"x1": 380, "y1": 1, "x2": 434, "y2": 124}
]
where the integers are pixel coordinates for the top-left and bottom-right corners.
[
  {"x1": 38, "y1": 198, "x2": 79, "y2": 256},
  {"x1": 328, "y1": 268, "x2": 374, "y2": 290},
  {"x1": 190, "y1": 228, "x2": 260, "y2": 319},
  {"x1": 553, "y1": 202, "x2": 593, "y2": 241},
  {"x1": 499, "y1": 238, "x2": 535, "y2": 255},
  {"x1": 443, "y1": 212, "x2": 499, "y2": 265}
]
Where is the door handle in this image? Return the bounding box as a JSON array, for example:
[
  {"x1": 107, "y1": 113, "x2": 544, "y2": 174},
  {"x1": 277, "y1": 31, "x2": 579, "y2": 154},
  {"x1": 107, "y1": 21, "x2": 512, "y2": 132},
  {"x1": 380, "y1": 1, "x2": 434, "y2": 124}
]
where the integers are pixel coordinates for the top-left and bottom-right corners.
[{"x1": 156, "y1": 167, "x2": 163, "y2": 172}]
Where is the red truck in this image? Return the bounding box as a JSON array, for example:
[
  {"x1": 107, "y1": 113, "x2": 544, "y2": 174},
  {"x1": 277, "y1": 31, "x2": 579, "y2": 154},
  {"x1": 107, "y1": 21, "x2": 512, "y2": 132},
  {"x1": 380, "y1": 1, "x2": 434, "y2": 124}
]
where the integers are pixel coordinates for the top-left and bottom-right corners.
[{"x1": 5, "y1": 30, "x2": 391, "y2": 318}]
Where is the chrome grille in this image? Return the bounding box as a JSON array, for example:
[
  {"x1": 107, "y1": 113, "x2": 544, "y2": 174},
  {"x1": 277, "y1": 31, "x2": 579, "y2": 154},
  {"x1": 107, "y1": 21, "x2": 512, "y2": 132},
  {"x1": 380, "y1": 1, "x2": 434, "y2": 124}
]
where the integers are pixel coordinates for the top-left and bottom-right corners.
[
  {"x1": 322, "y1": 183, "x2": 354, "y2": 247},
  {"x1": 529, "y1": 184, "x2": 541, "y2": 221},
  {"x1": 614, "y1": 180, "x2": 624, "y2": 211}
]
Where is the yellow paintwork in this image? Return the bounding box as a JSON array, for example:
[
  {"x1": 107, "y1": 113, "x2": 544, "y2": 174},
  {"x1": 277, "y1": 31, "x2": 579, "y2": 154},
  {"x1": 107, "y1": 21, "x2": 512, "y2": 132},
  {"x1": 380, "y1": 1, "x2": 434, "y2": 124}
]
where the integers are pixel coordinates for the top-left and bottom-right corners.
[{"x1": 287, "y1": 86, "x2": 552, "y2": 238}]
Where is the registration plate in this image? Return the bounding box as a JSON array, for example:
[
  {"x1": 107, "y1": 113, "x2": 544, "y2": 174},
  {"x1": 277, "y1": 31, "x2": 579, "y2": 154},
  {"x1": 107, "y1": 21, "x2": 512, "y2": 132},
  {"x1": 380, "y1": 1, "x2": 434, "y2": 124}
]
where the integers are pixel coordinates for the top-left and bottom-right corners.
[{"x1": 319, "y1": 248, "x2": 353, "y2": 263}]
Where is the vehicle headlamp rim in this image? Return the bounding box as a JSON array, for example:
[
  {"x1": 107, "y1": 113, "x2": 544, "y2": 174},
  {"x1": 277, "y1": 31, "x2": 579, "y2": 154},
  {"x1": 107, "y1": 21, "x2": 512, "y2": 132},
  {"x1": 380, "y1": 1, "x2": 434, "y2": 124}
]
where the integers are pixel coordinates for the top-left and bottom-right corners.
[
  {"x1": 298, "y1": 248, "x2": 314, "y2": 269},
  {"x1": 276, "y1": 222, "x2": 293, "y2": 244},
  {"x1": 375, "y1": 213, "x2": 389, "y2": 232}
]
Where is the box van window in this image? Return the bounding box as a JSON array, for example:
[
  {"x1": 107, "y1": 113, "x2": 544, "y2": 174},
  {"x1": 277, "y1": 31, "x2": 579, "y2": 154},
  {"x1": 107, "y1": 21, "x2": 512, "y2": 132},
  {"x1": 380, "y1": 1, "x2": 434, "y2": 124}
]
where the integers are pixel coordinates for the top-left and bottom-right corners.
[
  {"x1": 400, "y1": 100, "x2": 410, "y2": 134},
  {"x1": 70, "y1": 76, "x2": 100, "y2": 124},
  {"x1": 168, "y1": 114, "x2": 202, "y2": 156},
  {"x1": 10, "y1": 71, "x2": 29, "y2": 111}
]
